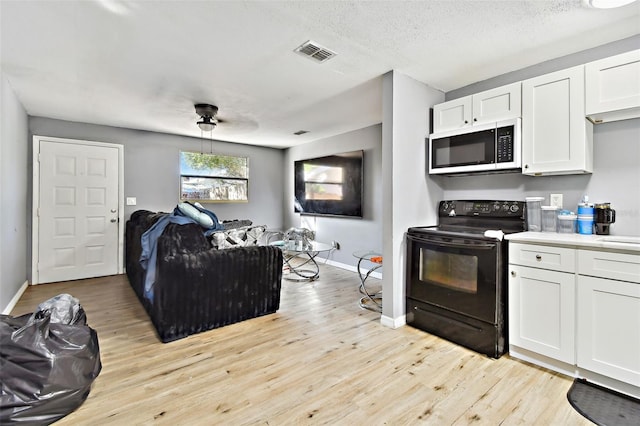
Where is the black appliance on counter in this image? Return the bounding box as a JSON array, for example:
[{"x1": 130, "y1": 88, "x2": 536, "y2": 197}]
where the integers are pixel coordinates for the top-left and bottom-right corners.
[{"x1": 406, "y1": 200, "x2": 525, "y2": 358}]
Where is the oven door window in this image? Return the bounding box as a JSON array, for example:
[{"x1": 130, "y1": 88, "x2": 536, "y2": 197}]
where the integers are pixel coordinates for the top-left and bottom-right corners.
[
  {"x1": 407, "y1": 236, "x2": 499, "y2": 323},
  {"x1": 431, "y1": 129, "x2": 495, "y2": 169},
  {"x1": 420, "y1": 249, "x2": 478, "y2": 293}
]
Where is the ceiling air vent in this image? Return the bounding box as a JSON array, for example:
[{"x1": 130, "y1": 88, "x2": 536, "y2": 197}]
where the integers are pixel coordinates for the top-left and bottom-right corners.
[{"x1": 294, "y1": 40, "x2": 336, "y2": 63}]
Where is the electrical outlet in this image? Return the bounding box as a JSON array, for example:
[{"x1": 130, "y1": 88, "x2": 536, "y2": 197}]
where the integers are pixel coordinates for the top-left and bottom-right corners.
[{"x1": 550, "y1": 194, "x2": 563, "y2": 208}]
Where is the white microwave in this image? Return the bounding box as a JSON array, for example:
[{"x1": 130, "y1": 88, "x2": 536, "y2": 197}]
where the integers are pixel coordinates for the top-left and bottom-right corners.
[{"x1": 428, "y1": 118, "x2": 521, "y2": 175}]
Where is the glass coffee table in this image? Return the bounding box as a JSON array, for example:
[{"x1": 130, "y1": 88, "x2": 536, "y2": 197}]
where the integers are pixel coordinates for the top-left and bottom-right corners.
[
  {"x1": 274, "y1": 240, "x2": 334, "y2": 281},
  {"x1": 353, "y1": 250, "x2": 383, "y2": 312}
]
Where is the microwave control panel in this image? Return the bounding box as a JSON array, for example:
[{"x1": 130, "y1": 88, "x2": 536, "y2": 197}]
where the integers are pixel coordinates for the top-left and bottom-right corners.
[{"x1": 496, "y1": 126, "x2": 514, "y2": 163}]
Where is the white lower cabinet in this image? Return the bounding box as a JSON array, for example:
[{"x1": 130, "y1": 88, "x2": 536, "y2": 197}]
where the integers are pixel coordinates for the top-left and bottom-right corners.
[
  {"x1": 508, "y1": 241, "x2": 640, "y2": 397},
  {"x1": 576, "y1": 250, "x2": 640, "y2": 387},
  {"x1": 509, "y1": 264, "x2": 575, "y2": 363}
]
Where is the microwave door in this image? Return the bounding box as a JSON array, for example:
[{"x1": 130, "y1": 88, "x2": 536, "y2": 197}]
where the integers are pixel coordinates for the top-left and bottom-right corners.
[{"x1": 429, "y1": 128, "x2": 496, "y2": 174}]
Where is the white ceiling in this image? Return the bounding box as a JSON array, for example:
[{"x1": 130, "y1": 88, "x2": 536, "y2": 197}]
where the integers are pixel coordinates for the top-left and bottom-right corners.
[{"x1": 1, "y1": 1, "x2": 639, "y2": 149}]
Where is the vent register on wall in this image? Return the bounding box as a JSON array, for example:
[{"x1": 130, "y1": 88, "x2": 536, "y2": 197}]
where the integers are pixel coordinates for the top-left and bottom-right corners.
[{"x1": 294, "y1": 150, "x2": 363, "y2": 218}]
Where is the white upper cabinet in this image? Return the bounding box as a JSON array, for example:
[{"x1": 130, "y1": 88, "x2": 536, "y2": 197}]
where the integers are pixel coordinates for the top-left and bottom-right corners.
[
  {"x1": 472, "y1": 82, "x2": 522, "y2": 125},
  {"x1": 522, "y1": 65, "x2": 593, "y2": 176},
  {"x1": 433, "y1": 82, "x2": 521, "y2": 133},
  {"x1": 585, "y1": 49, "x2": 640, "y2": 124},
  {"x1": 433, "y1": 97, "x2": 472, "y2": 132}
]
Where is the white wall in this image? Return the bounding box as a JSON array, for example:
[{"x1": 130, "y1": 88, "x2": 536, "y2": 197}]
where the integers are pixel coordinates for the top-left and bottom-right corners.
[
  {"x1": 1, "y1": 71, "x2": 29, "y2": 313},
  {"x1": 284, "y1": 124, "x2": 383, "y2": 268},
  {"x1": 29, "y1": 117, "x2": 285, "y2": 229},
  {"x1": 381, "y1": 71, "x2": 444, "y2": 328}
]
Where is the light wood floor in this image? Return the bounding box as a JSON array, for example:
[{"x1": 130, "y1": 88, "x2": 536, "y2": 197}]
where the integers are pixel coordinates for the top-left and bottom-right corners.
[{"x1": 11, "y1": 262, "x2": 590, "y2": 425}]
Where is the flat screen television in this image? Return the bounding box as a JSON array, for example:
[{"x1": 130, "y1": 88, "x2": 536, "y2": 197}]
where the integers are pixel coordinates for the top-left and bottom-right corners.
[{"x1": 294, "y1": 150, "x2": 363, "y2": 218}]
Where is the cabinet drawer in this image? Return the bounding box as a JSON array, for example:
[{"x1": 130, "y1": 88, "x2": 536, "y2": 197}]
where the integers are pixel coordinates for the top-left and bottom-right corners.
[
  {"x1": 509, "y1": 243, "x2": 575, "y2": 273},
  {"x1": 578, "y1": 250, "x2": 640, "y2": 283}
]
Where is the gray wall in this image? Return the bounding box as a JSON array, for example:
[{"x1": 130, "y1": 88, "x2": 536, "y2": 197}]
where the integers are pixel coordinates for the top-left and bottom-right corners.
[
  {"x1": 447, "y1": 35, "x2": 640, "y2": 101},
  {"x1": 382, "y1": 71, "x2": 445, "y2": 326},
  {"x1": 437, "y1": 119, "x2": 640, "y2": 236},
  {"x1": 29, "y1": 117, "x2": 285, "y2": 229},
  {"x1": 1, "y1": 71, "x2": 29, "y2": 313},
  {"x1": 284, "y1": 124, "x2": 383, "y2": 268},
  {"x1": 439, "y1": 35, "x2": 640, "y2": 237}
]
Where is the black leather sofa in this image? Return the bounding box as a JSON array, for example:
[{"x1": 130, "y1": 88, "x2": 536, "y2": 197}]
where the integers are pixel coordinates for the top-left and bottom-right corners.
[{"x1": 125, "y1": 210, "x2": 283, "y2": 343}]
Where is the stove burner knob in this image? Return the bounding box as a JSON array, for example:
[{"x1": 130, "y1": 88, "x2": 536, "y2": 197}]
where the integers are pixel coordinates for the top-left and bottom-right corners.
[
  {"x1": 442, "y1": 202, "x2": 449, "y2": 210},
  {"x1": 493, "y1": 204, "x2": 500, "y2": 211},
  {"x1": 510, "y1": 204, "x2": 520, "y2": 213}
]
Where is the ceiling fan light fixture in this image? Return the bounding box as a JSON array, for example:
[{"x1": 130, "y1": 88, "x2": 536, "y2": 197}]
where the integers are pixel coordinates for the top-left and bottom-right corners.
[
  {"x1": 583, "y1": 0, "x2": 637, "y2": 8},
  {"x1": 197, "y1": 117, "x2": 216, "y2": 132},
  {"x1": 195, "y1": 103, "x2": 219, "y2": 132}
]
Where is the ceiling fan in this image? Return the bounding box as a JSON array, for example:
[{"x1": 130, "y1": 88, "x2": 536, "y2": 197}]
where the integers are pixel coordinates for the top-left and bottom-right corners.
[{"x1": 195, "y1": 103, "x2": 221, "y2": 131}]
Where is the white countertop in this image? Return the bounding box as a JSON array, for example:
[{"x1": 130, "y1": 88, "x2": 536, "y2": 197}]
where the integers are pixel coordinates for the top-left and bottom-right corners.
[{"x1": 505, "y1": 232, "x2": 640, "y2": 253}]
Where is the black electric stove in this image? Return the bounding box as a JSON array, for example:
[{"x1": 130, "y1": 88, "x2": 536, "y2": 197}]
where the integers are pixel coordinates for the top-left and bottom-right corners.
[{"x1": 406, "y1": 200, "x2": 525, "y2": 358}]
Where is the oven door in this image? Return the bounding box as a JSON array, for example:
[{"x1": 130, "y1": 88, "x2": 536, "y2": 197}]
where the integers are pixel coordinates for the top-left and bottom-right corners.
[{"x1": 406, "y1": 232, "x2": 501, "y2": 323}]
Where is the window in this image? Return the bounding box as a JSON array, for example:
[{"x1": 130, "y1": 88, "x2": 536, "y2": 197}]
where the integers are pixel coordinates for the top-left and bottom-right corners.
[{"x1": 180, "y1": 151, "x2": 249, "y2": 202}]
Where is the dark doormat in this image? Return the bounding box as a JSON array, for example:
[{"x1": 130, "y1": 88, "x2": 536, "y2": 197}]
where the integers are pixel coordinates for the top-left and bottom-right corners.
[{"x1": 567, "y1": 378, "x2": 640, "y2": 426}]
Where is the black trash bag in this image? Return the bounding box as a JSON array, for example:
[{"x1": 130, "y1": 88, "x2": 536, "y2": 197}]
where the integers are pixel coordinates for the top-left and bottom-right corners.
[{"x1": 0, "y1": 294, "x2": 102, "y2": 425}]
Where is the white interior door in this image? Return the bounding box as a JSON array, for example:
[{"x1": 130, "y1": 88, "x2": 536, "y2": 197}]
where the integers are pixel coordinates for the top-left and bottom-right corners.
[{"x1": 34, "y1": 137, "x2": 123, "y2": 284}]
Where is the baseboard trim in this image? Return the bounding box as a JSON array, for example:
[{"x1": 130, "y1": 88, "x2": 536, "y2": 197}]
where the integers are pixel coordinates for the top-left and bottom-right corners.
[
  {"x1": 381, "y1": 314, "x2": 406, "y2": 329},
  {"x1": 2, "y1": 280, "x2": 29, "y2": 315},
  {"x1": 322, "y1": 258, "x2": 382, "y2": 280}
]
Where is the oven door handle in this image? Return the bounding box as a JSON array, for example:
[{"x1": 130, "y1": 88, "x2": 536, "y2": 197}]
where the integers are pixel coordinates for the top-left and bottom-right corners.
[{"x1": 408, "y1": 235, "x2": 497, "y2": 250}]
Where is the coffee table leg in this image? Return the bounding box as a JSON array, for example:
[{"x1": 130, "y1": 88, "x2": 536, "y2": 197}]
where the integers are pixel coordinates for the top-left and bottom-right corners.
[
  {"x1": 284, "y1": 251, "x2": 320, "y2": 281},
  {"x1": 357, "y1": 257, "x2": 382, "y2": 312}
]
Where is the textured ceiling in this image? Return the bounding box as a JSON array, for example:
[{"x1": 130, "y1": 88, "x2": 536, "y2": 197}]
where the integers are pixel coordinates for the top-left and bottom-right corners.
[{"x1": 1, "y1": 0, "x2": 639, "y2": 148}]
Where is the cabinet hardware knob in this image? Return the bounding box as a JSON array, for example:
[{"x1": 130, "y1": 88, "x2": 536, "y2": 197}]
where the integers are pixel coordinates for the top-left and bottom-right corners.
[
  {"x1": 524, "y1": 164, "x2": 529, "y2": 169},
  {"x1": 511, "y1": 271, "x2": 516, "y2": 277},
  {"x1": 473, "y1": 118, "x2": 477, "y2": 122},
  {"x1": 464, "y1": 120, "x2": 468, "y2": 124},
  {"x1": 535, "y1": 255, "x2": 542, "y2": 261}
]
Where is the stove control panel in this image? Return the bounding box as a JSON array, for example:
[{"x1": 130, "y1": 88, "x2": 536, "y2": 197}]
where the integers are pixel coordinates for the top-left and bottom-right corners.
[{"x1": 440, "y1": 200, "x2": 524, "y2": 217}]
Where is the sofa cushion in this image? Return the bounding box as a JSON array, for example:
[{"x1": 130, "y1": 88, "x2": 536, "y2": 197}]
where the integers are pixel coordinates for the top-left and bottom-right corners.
[{"x1": 211, "y1": 225, "x2": 266, "y2": 249}]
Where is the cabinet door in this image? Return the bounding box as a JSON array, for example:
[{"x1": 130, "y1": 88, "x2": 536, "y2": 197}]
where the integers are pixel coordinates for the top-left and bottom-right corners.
[
  {"x1": 509, "y1": 265, "x2": 575, "y2": 363},
  {"x1": 522, "y1": 66, "x2": 593, "y2": 176},
  {"x1": 472, "y1": 82, "x2": 521, "y2": 126},
  {"x1": 586, "y1": 49, "x2": 640, "y2": 123},
  {"x1": 577, "y1": 275, "x2": 640, "y2": 386},
  {"x1": 433, "y1": 96, "x2": 472, "y2": 133}
]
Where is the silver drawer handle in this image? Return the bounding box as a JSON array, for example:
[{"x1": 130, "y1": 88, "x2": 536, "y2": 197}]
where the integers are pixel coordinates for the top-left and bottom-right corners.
[{"x1": 535, "y1": 254, "x2": 542, "y2": 261}]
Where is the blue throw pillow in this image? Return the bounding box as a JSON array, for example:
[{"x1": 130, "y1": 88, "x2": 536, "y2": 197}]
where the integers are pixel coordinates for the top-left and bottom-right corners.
[{"x1": 177, "y1": 202, "x2": 214, "y2": 228}]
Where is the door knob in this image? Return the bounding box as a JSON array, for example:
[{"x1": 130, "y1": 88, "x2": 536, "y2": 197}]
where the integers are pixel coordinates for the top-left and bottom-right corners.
[
  {"x1": 110, "y1": 218, "x2": 117, "y2": 223},
  {"x1": 111, "y1": 209, "x2": 117, "y2": 213}
]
